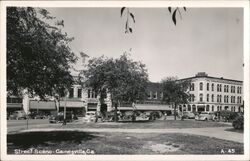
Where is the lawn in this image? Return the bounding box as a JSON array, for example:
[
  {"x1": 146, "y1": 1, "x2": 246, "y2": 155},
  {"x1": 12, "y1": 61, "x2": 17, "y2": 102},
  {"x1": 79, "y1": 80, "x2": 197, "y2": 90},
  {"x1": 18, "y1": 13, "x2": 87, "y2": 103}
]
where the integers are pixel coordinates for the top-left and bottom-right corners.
[
  {"x1": 54, "y1": 119, "x2": 232, "y2": 129},
  {"x1": 7, "y1": 131, "x2": 243, "y2": 155}
]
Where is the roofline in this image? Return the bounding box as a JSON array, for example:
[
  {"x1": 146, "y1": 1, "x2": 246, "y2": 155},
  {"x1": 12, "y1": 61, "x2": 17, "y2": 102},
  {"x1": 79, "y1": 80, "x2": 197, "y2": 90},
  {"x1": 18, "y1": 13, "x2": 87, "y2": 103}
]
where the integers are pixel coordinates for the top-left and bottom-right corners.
[{"x1": 179, "y1": 76, "x2": 243, "y2": 83}]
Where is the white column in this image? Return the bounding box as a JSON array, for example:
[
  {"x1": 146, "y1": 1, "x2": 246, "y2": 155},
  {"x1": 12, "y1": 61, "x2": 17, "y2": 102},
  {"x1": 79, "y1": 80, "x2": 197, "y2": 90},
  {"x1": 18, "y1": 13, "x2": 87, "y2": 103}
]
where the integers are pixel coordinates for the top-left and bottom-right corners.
[
  {"x1": 96, "y1": 94, "x2": 101, "y2": 112},
  {"x1": 22, "y1": 89, "x2": 30, "y2": 114},
  {"x1": 106, "y1": 92, "x2": 112, "y2": 112}
]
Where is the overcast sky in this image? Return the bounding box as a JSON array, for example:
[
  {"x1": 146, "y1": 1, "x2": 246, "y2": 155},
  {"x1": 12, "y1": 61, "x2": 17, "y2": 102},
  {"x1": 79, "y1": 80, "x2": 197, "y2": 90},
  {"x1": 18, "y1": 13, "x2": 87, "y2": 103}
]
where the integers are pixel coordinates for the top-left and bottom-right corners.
[{"x1": 46, "y1": 7, "x2": 243, "y2": 82}]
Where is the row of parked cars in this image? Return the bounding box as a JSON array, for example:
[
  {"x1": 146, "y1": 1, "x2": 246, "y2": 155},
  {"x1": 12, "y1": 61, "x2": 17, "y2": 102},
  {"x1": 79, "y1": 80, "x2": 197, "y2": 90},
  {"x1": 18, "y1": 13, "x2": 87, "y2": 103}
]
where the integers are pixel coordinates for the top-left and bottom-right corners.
[{"x1": 180, "y1": 111, "x2": 217, "y2": 121}]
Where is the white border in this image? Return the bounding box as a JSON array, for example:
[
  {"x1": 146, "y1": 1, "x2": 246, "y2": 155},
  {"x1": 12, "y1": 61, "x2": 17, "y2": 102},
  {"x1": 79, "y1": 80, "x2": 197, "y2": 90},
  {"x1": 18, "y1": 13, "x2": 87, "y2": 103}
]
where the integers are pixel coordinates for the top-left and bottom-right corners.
[{"x1": 0, "y1": 1, "x2": 249, "y2": 161}]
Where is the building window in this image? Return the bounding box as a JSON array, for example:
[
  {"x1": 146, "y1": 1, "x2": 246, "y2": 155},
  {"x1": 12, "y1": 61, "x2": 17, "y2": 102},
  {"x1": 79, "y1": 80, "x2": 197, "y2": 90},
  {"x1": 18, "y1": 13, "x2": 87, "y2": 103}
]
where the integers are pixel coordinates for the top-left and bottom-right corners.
[
  {"x1": 190, "y1": 94, "x2": 195, "y2": 102},
  {"x1": 239, "y1": 87, "x2": 242, "y2": 94},
  {"x1": 188, "y1": 105, "x2": 191, "y2": 111},
  {"x1": 217, "y1": 95, "x2": 219, "y2": 102},
  {"x1": 217, "y1": 106, "x2": 219, "y2": 111},
  {"x1": 69, "y1": 88, "x2": 74, "y2": 98},
  {"x1": 77, "y1": 89, "x2": 82, "y2": 98},
  {"x1": 199, "y1": 93, "x2": 203, "y2": 102},
  {"x1": 147, "y1": 91, "x2": 152, "y2": 99},
  {"x1": 227, "y1": 96, "x2": 229, "y2": 103},
  {"x1": 207, "y1": 83, "x2": 209, "y2": 91},
  {"x1": 212, "y1": 106, "x2": 214, "y2": 111},
  {"x1": 224, "y1": 95, "x2": 226, "y2": 103},
  {"x1": 227, "y1": 85, "x2": 229, "y2": 92},
  {"x1": 87, "y1": 89, "x2": 91, "y2": 98},
  {"x1": 190, "y1": 83, "x2": 195, "y2": 91},
  {"x1": 206, "y1": 105, "x2": 209, "y2": 111},
  {"x1": 217, "y1": 84, "x2": 220, "y2": 92},
  {"x1": 212, "y1": 83, "x2": 214, "y2": 91},
  {"x1": 219, "y1": 84, "x2": 222, "y2": 92},
  {"x1": 239, "y1": 97, "x2": 241, "y2": 103},
  {"x1": 219, "y1": 95, "x2": 222, "y2": 102},
  {"x1": 199, "y1": 82, "x2": 203, "y2": 91},
  {"x1": 207, "y1": 94, "x2": 209, "y2": 102},
  {"x1": 153, "y1": 92, "x2": 157, "y2": 99},
  {"x1": 211, "y1": 94, "x2": 214, "y2": 102}
]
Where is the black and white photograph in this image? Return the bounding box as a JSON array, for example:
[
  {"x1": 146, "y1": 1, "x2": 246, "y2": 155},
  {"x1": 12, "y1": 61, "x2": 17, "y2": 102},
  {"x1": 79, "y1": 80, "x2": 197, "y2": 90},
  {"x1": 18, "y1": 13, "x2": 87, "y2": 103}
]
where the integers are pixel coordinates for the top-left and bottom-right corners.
[{"x1": 0, "y1": 1, "x2": 249, "y2": 161}]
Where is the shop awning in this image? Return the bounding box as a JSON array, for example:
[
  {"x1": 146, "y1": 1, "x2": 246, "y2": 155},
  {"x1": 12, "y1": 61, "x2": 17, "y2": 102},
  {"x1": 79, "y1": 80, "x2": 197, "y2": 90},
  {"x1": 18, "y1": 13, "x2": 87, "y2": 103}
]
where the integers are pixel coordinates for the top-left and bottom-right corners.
[
  {"x1": 30, "y1": 101, "x2": 56, "y2": 110},
  {"x1": 59, "y1": 101, "x2": 84, "y2": 108},
  {"x1": 118, "y1": 104, "x2": 172, "y2": 111}
]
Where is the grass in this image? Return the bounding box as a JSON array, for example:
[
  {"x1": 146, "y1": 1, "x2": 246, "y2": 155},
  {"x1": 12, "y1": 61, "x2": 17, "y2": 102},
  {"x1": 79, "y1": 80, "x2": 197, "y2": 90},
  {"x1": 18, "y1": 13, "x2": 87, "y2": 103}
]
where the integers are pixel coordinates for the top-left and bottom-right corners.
[
  {"x1": 7, "y1": 131, "x2": 243, "y2": 155},
  {"x1": 34, "y1": 120, "x2": 232, "y2": 131}
]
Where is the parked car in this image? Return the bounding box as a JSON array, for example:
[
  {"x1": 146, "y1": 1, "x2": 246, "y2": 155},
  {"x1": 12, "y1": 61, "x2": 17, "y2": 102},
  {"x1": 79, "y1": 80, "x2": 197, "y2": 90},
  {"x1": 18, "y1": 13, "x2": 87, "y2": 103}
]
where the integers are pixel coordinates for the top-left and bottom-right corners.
[
  {"x1": 9, "y1": 110, "x2": 27, "y2": 120},
  {"x1": 195, "y1": 111, "x2": 216, "y2": 121},
  {"x1": 182, "y1": 111, "x2": 195, "y2": 119},
  {"x1": 49, "y1": 111, "x2": 73, "y2": 123},
  {"x1": 84, "y1": 111, "x2": 97, "y2": 122}
]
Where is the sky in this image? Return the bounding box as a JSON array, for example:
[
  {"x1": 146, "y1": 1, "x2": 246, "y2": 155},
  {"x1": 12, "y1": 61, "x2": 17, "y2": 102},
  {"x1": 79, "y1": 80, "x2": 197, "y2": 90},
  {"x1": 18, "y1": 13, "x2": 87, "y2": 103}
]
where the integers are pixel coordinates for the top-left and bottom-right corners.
[{"x1": 46, "y1": 7, "x2": 243, "y2": 82}]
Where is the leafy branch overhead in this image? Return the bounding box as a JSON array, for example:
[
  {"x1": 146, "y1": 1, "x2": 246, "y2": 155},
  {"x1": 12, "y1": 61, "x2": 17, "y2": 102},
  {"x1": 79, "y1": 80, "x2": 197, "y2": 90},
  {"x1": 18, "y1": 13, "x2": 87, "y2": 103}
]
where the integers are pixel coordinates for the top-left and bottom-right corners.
[
  {"x1": 121, "y1": 7, "x2": 187, "y2": 33},
  {"x1": 121, "y1": 7, "x2": 135, "y2": 34}
]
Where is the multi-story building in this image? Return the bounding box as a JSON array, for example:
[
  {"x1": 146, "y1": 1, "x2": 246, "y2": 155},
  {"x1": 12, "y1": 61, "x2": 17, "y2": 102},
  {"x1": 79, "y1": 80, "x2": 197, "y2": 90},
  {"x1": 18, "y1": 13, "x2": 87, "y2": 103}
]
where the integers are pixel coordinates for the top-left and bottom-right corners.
[
  {"x1": 179, "y1": 72, "x2": 243, "y2": 113},
  {"x1": 7, "y1": 72, "x2": 243, "y2": 116}
]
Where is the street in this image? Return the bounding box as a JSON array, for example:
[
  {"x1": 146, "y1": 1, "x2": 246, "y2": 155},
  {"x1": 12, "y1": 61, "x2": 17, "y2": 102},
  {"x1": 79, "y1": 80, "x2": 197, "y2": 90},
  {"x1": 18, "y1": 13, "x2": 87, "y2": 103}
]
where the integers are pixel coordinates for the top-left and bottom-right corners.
[{"x1": 7, "y1": 119, "x2": 51, "y2": 133}]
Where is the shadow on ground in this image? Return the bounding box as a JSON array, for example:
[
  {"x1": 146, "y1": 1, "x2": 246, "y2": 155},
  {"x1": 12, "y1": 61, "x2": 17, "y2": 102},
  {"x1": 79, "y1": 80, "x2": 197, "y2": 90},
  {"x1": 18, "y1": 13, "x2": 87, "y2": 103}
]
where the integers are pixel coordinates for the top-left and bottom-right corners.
[{"x1": 7, "y1": 131, "x2": 98, "y2": 150}]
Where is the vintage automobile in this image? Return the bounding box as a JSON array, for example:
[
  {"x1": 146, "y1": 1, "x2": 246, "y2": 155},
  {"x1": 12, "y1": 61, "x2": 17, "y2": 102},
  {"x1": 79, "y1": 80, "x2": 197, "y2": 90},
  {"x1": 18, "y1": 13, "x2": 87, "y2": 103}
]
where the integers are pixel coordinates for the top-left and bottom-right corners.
[
  {"x1": 182, "y1": 111, "x2": 195, "y2": 119},
  {"x1": 84, "y1": 111, "x2": 97, "y2": 122},
  {"x1": 8, "y1": 110, "x2": 27, "y2": 120},
  {"x1": 195, "y1": 111, "x2": 216, "y2": 121},
  {"x1": 49, "y1": 111, "x2": 74, "y2": 123}
]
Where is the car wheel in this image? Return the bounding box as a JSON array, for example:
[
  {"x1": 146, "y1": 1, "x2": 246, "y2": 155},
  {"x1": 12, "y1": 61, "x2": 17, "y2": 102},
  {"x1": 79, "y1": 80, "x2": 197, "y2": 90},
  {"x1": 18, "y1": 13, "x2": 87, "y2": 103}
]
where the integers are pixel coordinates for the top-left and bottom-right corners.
[{"x1": 205, "y1": 118, "x2": 208, "y2": 121}]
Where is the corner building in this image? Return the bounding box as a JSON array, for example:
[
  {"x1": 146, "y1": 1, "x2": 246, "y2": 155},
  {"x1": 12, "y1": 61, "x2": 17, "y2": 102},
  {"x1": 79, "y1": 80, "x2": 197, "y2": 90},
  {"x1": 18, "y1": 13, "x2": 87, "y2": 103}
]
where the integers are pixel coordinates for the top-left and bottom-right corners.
[{"x1": 179, "y1": 72, "x2": 243, "y2": 113}]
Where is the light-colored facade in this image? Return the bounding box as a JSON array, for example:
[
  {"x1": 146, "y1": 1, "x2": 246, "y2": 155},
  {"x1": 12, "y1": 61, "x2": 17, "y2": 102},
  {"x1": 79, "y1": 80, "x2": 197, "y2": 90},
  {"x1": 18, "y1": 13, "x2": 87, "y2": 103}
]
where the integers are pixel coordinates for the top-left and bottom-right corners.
[{"x1": 180, "y1": 72, "x2": 243, "y2": 113}]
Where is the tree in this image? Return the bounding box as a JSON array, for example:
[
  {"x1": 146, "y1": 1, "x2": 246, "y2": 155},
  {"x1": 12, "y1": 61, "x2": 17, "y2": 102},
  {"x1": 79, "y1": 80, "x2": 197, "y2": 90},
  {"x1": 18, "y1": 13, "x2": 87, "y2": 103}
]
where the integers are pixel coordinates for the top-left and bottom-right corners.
[
  {"x1": 121, "y1": 7, "x2": 187, "y2": 33},
  {"x1": 83, "y1": 53, "x2": 148, "y2": 121},
  {"x1": 161, "y1": 77, "x2": 190, "y2": 120},
  {"x1": 7, "y1": 7, "x2": 77, "y2": 99}
]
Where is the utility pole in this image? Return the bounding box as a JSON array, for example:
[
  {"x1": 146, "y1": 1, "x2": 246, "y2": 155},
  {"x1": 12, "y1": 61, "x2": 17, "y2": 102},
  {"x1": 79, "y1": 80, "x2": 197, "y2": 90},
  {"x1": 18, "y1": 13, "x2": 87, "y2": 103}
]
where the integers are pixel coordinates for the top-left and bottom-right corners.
[{"x1": 63, "y1": 90, "x2": 67, "y2": 125}]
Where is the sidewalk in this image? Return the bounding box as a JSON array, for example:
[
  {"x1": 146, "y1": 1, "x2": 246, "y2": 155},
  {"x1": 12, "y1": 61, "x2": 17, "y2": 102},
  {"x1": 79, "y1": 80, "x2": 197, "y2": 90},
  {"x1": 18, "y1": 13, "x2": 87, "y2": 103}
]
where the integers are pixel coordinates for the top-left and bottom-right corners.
[{"x1": 20, "y1": 126, "x2": 243, "y2": 143}]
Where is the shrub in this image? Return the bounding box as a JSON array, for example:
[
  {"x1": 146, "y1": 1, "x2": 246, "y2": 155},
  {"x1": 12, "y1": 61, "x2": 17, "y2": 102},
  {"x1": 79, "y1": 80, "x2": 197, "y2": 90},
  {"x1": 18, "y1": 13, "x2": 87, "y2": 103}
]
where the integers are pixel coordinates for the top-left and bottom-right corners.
[
  {"x1": 215, "y1": 110, "x2": 238, "y2": 122},
  {"x1": 232, "y1": 115, "x2": 244, "y2": 130}
]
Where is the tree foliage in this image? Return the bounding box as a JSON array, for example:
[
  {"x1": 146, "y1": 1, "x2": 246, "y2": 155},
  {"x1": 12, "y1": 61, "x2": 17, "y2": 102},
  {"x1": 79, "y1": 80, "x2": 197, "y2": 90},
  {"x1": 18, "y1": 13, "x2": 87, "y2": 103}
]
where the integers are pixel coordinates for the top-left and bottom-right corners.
[
  {"x1": 84, "y1": 53, "x2": 149, "y2": 104},
  {"x1": 161, "y1": 77, "x2": 190, "y2": 120},
  {"x1": 7, "y1": 7, "x2": 77, "y2": 99},
  {"x1": 121, "y1": 7, "x2": 187, "y2": 33}
]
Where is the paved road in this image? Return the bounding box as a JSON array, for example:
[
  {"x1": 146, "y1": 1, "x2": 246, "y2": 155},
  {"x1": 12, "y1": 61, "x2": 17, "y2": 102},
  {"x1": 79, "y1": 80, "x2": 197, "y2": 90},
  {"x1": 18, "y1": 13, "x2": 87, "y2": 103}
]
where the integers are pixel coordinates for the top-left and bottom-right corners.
[{"x1": 7, "y1": 119, "x2": 51, "y2": 132}]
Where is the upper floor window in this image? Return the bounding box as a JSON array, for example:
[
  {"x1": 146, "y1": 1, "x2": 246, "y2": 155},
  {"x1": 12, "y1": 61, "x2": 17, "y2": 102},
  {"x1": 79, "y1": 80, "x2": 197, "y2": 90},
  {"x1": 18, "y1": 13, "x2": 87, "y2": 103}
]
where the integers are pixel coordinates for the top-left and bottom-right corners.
[
  {"x1": 147, "y1": 91, "x2": 152, "y2": 99},
  {"x1": 217, "y1": 95, "x2": 219, "y2": 102},
  {"x1": 207, "y1": 94, "x2": 209, "y2": 102},
  {"x1": 239, "y1": 87, "x2": 242, "y2": 94},
  {"x1": 207, "y1": 83, "x2": 209, "y2": 91},
  {"x1": 153, "y1": 92, "x2": 157, "y2": 99},
  {"x1": 211, "y1": 94, "x2": 214, "y2": 102},
  {"x1": 87, "y1": 89, "x2": 91, "y2": 98},
  {"x1": 77, "y1": 89, "x2": 82, "y2": 98},
  {"x1": 190, "y1": 83, "x2": 195, "y2": 91},
  {"x1": 190, "y1": 94, "x2": 195, "y2": 102},
  {"x1": 217, "y1": 84, "x2": 220, "y2": 92},
  {"x1": 69, "y1": 88, "x2": 74, "y2": 98},
  {"x1": 199, "y1": 82, "x2": 203, "y2": 91},
  {"x1": 199, "y1": 93, "x2": 203, "y2": 102},
  {"x1": 211, "y1": 83, "x2": 214, "y2": 91},
  {"x1": 224, "y1": 85, "x2": 227, "y2": 92}
]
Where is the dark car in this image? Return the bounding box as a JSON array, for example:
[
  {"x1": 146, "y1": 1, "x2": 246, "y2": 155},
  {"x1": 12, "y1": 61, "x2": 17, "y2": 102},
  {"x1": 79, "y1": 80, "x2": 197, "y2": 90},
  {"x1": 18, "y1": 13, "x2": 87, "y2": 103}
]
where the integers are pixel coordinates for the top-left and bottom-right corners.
[{"x1": 49, "y1": 111, "x2": 74, "y2": 123}]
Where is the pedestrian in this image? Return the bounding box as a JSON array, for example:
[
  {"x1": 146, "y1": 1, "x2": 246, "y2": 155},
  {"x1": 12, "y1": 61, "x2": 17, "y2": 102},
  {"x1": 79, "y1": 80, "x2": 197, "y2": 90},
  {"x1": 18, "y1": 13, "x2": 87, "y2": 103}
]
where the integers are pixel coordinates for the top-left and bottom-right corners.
[{"x1": 164, "y1": 112, "x2": 167, "y2": 120}]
